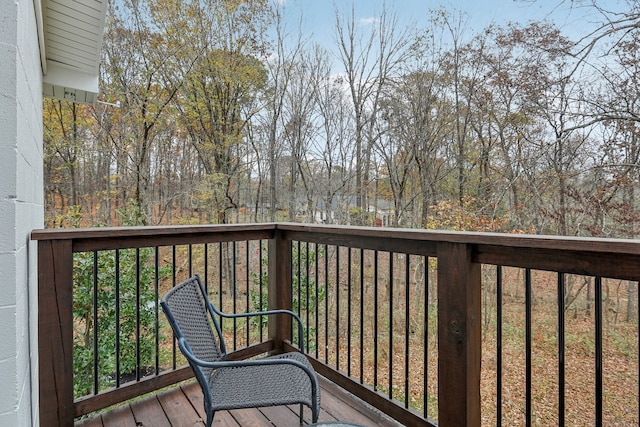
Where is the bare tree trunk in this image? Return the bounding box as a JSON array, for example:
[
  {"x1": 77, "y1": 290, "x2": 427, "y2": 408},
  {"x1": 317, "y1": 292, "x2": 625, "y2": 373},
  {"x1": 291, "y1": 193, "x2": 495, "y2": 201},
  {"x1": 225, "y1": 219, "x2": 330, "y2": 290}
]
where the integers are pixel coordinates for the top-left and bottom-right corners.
[
  {"x1": 628, "y1": 282, "x2": 636, "y2": 322},
  {"x1": 222, "y1": 242, "x2": 235, "y2": 296},
  {"x1": 335, "y1": 4, "x2": 410, "y2": 225}
]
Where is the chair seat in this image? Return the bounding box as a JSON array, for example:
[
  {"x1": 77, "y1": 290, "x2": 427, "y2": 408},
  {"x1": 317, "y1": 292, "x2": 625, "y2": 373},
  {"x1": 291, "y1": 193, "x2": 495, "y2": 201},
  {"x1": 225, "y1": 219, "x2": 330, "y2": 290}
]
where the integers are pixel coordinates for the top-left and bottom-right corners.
[{"x1": 209, "y1": 352, "x2": 319, "y2": 411}]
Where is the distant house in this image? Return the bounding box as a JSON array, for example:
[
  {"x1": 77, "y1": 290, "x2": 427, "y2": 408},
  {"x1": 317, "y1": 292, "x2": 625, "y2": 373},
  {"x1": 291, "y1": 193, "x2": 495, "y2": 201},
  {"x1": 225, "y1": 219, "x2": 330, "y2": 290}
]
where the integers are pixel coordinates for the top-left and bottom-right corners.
[
  {"x1": 0, "y1": 0, "x2": 106, "y2": 423},
  {"x1": 369, "y1": 199, "x2": 395, "y2": 227}
]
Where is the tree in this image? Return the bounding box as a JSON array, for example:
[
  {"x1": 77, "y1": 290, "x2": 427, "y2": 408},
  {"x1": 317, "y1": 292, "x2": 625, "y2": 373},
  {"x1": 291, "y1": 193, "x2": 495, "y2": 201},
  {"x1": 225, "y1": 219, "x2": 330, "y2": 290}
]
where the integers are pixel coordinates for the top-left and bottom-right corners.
[
  {"x1": 381, "y1": 19, "x2": 456, "y2": 227},
  {"x1": 374, "y1": 89, "x2": 418, "y2": 227},
  {"x1": 424, "y1": 9, "x2": 487, "y2": 207},
  {"x1": 307, "y1": 45, "x2": 357, "y2": 225},
  {"x1": 43, "y1": 100, "x2": 94, "y2": 224},
  {"x1": 170, "y1": 0, "x2": 271, "y2": 225},
  {"x1": 335, "y1": 4, "x2": 412, "y2": 224},
  {"x1": 257, "y1": 6, "x2": 306, "y2": 221},
  {"x1": 512, "y1": 22, "x2": 590, "y2": 235},
  {"x1": 282, "y1": 58, "x2": 318, "y2": 222},
  {"x1": 102, "y1": 0, "x2": 184, "y2": 222}
]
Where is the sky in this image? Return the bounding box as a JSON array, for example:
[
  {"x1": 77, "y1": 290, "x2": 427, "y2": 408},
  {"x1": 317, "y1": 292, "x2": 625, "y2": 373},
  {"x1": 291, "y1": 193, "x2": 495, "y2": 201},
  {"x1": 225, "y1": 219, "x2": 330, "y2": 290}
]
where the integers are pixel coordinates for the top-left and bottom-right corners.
[{"x1": 276, "y1": 0, "x2": 630, "y2": 50}]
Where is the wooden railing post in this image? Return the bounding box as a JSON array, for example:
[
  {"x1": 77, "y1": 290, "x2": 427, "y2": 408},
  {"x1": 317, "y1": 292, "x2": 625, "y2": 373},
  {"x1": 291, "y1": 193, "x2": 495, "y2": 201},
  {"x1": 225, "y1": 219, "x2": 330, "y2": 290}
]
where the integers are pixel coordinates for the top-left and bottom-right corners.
[
  {"x1": 38, "y1": 239, "x2": 74, "y2": 427},
  {"x1": 268, "y1": 230, "x2": 292, "y2": 351},
  {"x1": 437, "y1": 242, "x2": 481, "y2": 427}
]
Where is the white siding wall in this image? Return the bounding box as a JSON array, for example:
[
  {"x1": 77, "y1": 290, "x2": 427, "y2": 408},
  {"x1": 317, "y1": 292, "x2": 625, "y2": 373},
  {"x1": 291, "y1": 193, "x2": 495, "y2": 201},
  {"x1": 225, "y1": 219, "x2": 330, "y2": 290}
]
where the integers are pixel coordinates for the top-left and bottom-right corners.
[{"x1": 0, "y1": 0, "x2": 43, "y2": 423}]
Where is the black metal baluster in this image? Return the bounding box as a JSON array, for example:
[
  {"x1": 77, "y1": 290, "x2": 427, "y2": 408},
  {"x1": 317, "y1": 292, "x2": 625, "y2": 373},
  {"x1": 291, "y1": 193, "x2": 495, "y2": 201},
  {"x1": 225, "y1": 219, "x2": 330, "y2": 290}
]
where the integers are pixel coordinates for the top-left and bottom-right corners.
[
  {"x1": 306, "y1": 241, "x2": 310, "y2": 354},
  {"x1": 218, "y1": 243, "x2": 223, "y2": 333},
  {"x1": 246, "y1": 240, "x2": 250, "y2": 347},
  {"x1": 297, "y1": 241, "x2": 302, "y2": 321},
  {"x1": 595, "y1": 276, "x2": 603, "y2": 426},
  {"x1": 336, "y1": 246, "x2": 340, "y2": 370},
  {"x1": 298, "y1": 240, "x2": 304, "y2": 347},
  {"x1": 115, "y1": 250, "x2": 121, "y2": 387},
  {"x1": 497, "y1": 265, "x2": 503, "y2": 427},
  {"x1": 325, "y1": 244, "x2": 329, "y2": 363},
  {"x1": 135, "y1": 248, "x2": 141, "y2": 381},
  {"x1": 233, "y1": 241, "x2": 237, "y2": 351},
  {"x1": 389, "y1": 252, "x2": 394, "y2": 399},
  {"x1": 360, "y1": 248, "x2": 365, "y2": 384},
  {"x1": 424, "y1": 256, "x2": 428, "y2": 418},
  {"x1": 347, "y1": 247, "x2": 352, "y2": 377},
  {"x1": 526, "y1": 268, "x2": 532, "y2": 427},
  {"x1": 204, "y1": 244, "x2": 209, "y2": 294},
  {"x1": 315, "y1": 243, "x2": 320, "y2": 359},
  {"x1": 172, "y1": 246, "x2": 177, "y2": 369},
  {"x1": 188, "y1": 244, "x2": 192, "y2": 276},
  {"x1": 154, "y1": 247, "x2": 159, "y2": 376},
  {"x1": 405, "y1": 254, "x2": 410, "y2": 409},
  {"x1": 558, "y1": 273, "x2": 565, "y2": 427},
  {"x1": 93, "y1": 251, "x2": 99, "y2": 394},
  {"x1": 374, "y1": 250, "x2": 379, "y2": 391},
  {"x1": 259, "y1": 240, "x2": 264, "y2": 341}
]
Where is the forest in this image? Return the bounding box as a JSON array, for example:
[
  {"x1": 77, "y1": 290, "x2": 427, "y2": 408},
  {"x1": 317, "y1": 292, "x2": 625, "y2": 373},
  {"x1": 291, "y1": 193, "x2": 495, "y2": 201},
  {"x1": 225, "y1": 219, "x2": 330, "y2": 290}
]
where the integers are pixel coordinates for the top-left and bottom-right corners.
[{"x1": 44, "y1": 0, "x2": 640, "y2": 238}]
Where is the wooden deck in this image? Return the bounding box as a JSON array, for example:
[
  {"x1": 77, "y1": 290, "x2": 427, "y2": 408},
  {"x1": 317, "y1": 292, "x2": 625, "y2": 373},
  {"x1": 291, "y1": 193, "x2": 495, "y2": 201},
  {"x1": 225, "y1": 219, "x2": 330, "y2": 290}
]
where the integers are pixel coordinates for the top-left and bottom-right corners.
[{"x1": 75, "y1": 376, "x2": 403, "y2": 427}]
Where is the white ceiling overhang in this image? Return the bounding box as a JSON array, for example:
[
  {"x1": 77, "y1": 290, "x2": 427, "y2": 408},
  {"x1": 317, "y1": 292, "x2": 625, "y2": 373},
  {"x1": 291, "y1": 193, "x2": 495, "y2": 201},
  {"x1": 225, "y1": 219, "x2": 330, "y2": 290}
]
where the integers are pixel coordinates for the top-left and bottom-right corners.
[{"x1": 37, "y1": 0, "x2": 108, "y2": 104}]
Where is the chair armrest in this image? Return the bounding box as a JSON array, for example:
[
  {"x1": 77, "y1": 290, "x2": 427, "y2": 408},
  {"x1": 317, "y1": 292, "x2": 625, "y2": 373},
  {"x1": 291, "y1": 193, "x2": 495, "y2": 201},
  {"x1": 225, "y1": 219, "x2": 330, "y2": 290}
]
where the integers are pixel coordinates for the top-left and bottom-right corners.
[
  {"x1": 177, "y1": 337, "x2": 317, "y2": 383},
  {"x1": 207, "y1": 302, "x2": 306, "y2": 353}
]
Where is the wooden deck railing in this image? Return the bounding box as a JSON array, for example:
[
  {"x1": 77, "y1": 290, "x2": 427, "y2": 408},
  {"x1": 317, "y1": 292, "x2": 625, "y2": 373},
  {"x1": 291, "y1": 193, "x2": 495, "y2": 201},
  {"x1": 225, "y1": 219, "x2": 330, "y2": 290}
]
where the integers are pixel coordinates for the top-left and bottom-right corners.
[{"x1": 32, "y1": 223, "x2": 640, "y2": 426}]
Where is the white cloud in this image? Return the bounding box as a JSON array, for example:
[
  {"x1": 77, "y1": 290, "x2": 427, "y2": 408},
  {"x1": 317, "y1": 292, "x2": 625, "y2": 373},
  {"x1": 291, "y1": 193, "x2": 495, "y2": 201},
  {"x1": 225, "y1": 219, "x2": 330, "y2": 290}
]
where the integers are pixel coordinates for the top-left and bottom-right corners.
[{"x1": 358, "y1": 17, "x2": 379, "y2": 25}]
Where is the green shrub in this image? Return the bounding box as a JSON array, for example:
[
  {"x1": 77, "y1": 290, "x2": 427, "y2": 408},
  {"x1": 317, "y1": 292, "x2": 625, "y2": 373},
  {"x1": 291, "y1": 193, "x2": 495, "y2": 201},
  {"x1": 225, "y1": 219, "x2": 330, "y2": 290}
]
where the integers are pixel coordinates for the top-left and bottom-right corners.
[{"x1": 72, "y1": 201, "x2": 166, "y2": 397}]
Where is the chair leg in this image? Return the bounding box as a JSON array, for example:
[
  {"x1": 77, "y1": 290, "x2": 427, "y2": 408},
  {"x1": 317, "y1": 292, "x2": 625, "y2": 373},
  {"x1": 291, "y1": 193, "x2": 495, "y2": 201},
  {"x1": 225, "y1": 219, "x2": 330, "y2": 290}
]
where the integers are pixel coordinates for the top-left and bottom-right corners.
[{"x1": 299, "y1": 403, "x2": 304, "y2": 425}]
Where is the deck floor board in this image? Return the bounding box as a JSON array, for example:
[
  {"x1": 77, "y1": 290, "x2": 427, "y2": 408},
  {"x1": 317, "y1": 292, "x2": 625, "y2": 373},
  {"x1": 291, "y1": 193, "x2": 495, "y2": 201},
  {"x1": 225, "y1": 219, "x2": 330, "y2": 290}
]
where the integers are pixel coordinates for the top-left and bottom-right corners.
[{"x1": 75, "y1": 377, "x2": 403, "y2": 427}]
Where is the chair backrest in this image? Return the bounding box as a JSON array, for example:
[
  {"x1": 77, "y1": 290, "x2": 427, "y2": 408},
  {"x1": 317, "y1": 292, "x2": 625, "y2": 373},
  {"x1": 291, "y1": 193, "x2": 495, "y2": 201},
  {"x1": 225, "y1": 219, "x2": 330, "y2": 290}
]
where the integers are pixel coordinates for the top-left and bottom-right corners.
[{"x1": 161, "y1": 275, "x2": 226, "y2": 364}]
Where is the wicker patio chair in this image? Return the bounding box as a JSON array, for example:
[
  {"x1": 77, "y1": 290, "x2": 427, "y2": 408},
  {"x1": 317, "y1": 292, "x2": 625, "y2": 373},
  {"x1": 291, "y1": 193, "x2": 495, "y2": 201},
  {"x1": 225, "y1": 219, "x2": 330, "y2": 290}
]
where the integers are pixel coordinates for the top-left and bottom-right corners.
[{"x1": 161, "y1": 275, "x2": 320, "y2": 426}]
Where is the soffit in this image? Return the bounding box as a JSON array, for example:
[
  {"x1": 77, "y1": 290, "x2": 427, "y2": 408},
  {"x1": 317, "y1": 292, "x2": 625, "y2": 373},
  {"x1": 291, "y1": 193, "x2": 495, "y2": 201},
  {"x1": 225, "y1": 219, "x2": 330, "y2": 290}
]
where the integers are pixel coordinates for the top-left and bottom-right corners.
[{"x1": 41, "y1": 0, "x2": 108, "y2": 104}]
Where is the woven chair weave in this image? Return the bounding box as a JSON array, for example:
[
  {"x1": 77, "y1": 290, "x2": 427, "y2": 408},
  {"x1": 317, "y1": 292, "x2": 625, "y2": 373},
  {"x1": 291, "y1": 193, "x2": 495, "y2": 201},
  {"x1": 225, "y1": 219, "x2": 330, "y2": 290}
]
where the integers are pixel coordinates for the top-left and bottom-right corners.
[
  {"x1": 163, "y1": 277, "x2": 223, "y2": 363},
  {"x1": 209, "y1": 351, "x2": 319, "y2": 411}
]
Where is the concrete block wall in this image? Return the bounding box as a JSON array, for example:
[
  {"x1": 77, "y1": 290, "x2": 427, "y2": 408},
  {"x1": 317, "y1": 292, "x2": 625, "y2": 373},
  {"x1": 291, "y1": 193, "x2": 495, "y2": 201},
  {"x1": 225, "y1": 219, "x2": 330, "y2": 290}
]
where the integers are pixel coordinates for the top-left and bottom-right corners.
[{"x1": 0, "y1": 0, "x2": 44, "y2": 423}]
